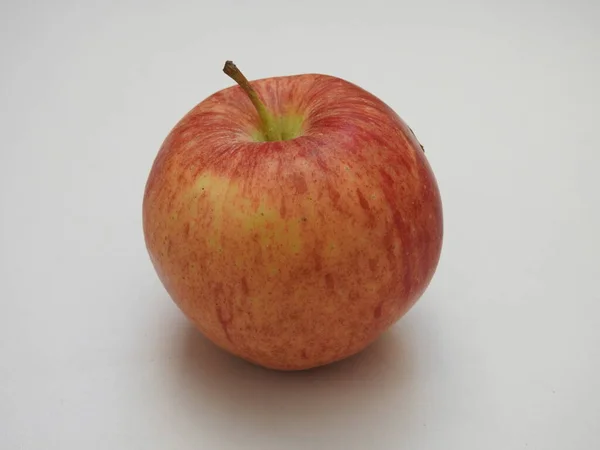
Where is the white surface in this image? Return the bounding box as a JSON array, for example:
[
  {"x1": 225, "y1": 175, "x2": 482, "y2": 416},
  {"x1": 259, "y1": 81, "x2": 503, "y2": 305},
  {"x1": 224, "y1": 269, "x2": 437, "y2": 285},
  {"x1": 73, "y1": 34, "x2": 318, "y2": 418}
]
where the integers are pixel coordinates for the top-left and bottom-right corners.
[{"x1": 1, "y1": 0, "x2": 599, "y2": 448}]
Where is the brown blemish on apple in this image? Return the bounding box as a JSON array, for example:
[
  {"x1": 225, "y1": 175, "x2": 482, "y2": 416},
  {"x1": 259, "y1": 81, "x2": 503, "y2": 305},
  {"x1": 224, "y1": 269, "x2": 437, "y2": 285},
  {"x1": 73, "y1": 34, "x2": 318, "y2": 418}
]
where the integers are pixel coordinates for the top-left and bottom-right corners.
[{"x1": 301, "y1": 349, "x2": 308, "y2": 359}]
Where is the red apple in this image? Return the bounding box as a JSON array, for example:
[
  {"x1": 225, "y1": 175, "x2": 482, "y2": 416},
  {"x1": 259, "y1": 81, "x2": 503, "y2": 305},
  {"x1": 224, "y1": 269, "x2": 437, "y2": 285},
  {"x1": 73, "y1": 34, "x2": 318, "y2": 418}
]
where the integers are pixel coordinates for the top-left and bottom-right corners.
[{"x1": 143, "y1": 61, "x2": 443, "y2": 370}]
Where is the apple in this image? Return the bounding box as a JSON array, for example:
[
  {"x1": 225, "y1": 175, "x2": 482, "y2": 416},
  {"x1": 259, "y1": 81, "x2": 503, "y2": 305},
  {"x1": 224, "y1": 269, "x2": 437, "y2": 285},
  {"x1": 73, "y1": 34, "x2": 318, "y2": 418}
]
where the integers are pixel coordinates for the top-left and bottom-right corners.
[{"x1": 143, "y1": 61, "x2": 443, "y2": 370}]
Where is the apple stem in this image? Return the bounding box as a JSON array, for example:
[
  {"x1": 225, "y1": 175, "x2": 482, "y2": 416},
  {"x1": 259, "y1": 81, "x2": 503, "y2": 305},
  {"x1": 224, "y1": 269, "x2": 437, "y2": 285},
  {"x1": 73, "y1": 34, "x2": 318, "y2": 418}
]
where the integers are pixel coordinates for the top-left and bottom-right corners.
[{"x1": 223, "y1": 61, "x2": 280, "y2": 141}]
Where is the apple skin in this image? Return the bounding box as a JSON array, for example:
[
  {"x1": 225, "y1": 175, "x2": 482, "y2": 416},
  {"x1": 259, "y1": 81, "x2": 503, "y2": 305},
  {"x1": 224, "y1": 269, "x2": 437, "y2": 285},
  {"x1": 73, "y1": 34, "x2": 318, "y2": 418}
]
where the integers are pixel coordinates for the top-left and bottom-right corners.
[{"x1": 143, "y1": 73, "x2": 443, "y2": 370}]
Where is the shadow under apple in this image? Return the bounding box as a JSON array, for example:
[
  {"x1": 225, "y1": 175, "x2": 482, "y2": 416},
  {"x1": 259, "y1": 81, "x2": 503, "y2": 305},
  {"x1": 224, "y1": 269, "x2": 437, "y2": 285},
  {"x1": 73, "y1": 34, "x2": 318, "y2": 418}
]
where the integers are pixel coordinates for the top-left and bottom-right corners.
[{"x1": 159, "y1": 307, "x2": 425, "y2": 443}]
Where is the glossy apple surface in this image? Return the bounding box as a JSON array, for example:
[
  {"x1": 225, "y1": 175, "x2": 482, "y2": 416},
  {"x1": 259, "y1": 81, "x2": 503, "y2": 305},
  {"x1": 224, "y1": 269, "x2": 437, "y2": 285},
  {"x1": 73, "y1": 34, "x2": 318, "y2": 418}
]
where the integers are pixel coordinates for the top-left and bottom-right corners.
[{"x1": 143, "y1": 68, "x2": 443, "y2": 370}]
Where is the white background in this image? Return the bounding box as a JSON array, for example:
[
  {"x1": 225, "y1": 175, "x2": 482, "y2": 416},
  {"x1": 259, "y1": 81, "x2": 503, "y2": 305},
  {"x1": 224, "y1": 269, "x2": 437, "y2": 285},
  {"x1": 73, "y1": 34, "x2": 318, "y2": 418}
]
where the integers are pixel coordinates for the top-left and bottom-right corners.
[{"x1": 1, "y1": 0, "x2": 599, "y2": 448}]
